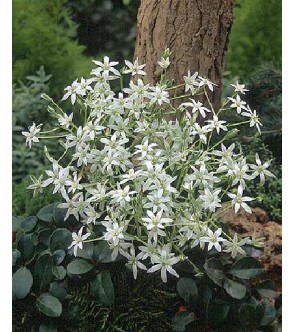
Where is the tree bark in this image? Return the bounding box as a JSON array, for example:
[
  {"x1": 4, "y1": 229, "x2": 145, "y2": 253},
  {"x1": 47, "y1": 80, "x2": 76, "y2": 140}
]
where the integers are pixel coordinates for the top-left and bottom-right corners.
[{"x1": 134, "y1": 0, "x2": 234, "y2": 110}]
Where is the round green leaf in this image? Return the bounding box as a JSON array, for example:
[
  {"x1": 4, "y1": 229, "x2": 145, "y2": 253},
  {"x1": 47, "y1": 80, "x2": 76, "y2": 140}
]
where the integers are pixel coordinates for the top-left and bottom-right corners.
[
  {"x1": 12, "y1": 249, "x2": 21, "y2": 266},
  {"x1": 239, "y1": 303, "x2": 257, "y2": 326},
  {"x1": 172, "y1": 311, "x2": 196, "y2": 331},
  {"x1": 76, "y1": 242, "x2": 94, "y2": 260},
  {"x1": 52, "y1": 250, "x2": 66, "y2": 265},
  {"x1": 36, "y1": 293, "x2": 62, "y2": 317},
  {"x1": 21, "y1": 216, "x2": 38, "y2": 233},
  {"x1": 177, "y1": 278, "x2": 198, "y2": 302},
  {"x1": 12, "y1": 267, "x2": 33, "y2": 299},
  {"x1": 38, "y1": 228, "x2": 53, "y2": 246},
  {"x1": 93, "y1": 241, "x2": 113, "y2": 263},
  {"x1": 259, "y1": 299, "x2": 276, "y2": 326},
  {"x1": 37, "y1": 204, "x2": 55, "y2": 222},
  {"x1": 49, "y1": 282, "x2": 67, "y2": 301},
  {"x1": 229, "y1": 257, "x2": 264, "y2": 279},
  {"x1": 67, "y1": 259, "x2": 93, "y2": 275},
  {"x1": 92, "y1": 270, "x2": 115, "y2": 306},
  {"x1": 52, "y1": 266, "x2": 67, "y2": 280},
  {"x1": 12, "y1": 216, "x2": 22, "y2": 232},
  {"x1": 256, "y1": 280, "x2": 278, "y2": 299},
  {"x1": 223, "y1": 278, "x2": 246, "y2": 299},
  {"x1": 53, "y1": 205, "x2": 67, "y2": 225},
  {"x1": 208, "y1": 299, "x2": 230, "y2": 326},
  {"x1": 34, "y1": 253, "x2": 54, "y2": 291},
  {"x1": 203, "y1": 258, "x2": 225, "y2": 286},
  {"x1": 39, "y1": 324, "x2": 57, "y2": 332},
  {"x1": 18, "y1": 234, "x2": 34, "y2": 261},
  {"x1": 49, "y1": 228, "x2": 72, "y2": 252}
]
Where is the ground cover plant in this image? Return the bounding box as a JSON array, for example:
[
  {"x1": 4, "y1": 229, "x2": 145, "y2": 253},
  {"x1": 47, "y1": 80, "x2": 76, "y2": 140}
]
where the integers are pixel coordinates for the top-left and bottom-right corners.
[{"x1": 13, "y1": 51, "x2": 281, "y2": 331}]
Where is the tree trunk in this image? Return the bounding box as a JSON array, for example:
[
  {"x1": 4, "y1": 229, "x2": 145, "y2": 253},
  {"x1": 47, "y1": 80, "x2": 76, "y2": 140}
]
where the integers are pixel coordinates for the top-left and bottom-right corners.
[{"x1": 134, "y1": 0, "x2": 234, "y2": 110}]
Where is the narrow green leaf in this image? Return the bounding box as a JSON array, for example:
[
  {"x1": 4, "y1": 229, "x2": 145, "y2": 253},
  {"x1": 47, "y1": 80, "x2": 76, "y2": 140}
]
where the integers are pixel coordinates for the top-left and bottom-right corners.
[
  {"x1": 224, "y1": 278, "x2": 246, "y2": 299},
  {"x1": 67, "y1": 259, "x2": 93, "y2": 275},
  {"x1": 12, "y1": 267, "x2": 33, "y2": 299},
  {"x1": 229, "y1": 257, "x2": 264, "y2": 279},
  {"x1": 36, "y1": 293, "x2": 62, "y2": 317},
  {"x1": 177, "y1": 278, "x2": 198, "y2": 302},
  {"x1": 92, "y1": 270, "x2": 115, "y2": 306}
]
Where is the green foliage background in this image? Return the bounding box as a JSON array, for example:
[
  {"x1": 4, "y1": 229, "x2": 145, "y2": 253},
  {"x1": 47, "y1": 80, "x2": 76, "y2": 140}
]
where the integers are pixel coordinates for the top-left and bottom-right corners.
[
  {"x1": 12, "y1": 0, "x2": 93, "y2": 98},
  {"x1": 226, "y1": 0, "x2": 282, "y2": 77}
]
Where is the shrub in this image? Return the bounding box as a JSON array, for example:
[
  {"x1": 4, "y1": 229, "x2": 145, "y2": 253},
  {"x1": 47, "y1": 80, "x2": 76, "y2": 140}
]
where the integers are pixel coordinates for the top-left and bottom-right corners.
[{"x1": 12, "y1": 0, "x2": 92, "y2": 98}]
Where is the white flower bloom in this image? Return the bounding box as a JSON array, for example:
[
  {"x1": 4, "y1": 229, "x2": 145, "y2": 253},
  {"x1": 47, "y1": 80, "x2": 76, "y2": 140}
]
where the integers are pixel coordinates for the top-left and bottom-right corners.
[
  {"x1": 142, "y1": 210, "x2": 172, "y2": 242},
  {"x1": 198, "y1": 76, "x2": 217, "y2": 92},
  {"x1": 92, "y1": 56, "x2": 120, "y2": 79},
  {"x1": 250, "y1": 153, "x2": 275, "y2": 185},
  {"x1": 228, "y1": 185, "x2": 253, "y2": 213},
  {"x1": 206, "y1": 115, "x2": 227, "y2": 134},
  {"x1": 120, "y1": 246, "x2": 147, "y2": 279},
  {"x1": 148, "y1": 85, "x2": 170, "y2": 105},
  {"x1": 231, "y1": 82, "x2": 249, "y2": 94},
  {"x1": 27, "y1": 174, "x2": 44, "y2": 197},
  {"x1": 200, "y1": 228, "x2": 225, "y2": 252},
  {"x1": 62, "y1": 79, "x2": 79, "y2": 104},
  {"x1": 68, "y1": 227, "x2": 91, "y2": 256},
  {"x1": 223, "y1": 233, "x2": 249, "y2": 258},
  {"x1": 108, "y1": 184, "x2": 136, "y2": 207},
  {"x1": 147, "y1": 244, "x2": 180, "y2": 283},
  {"x1": 22, "y1": 122, "x2": 42, "y2": 148},
  {"x1": 241, "y1": 107, "x2": 262, "y2": 134},
  {"x1": 103, "y1": 221, "x2": 125, "y2": 247},
  {"x1": 199, "y1": 188, "x2": 222, "y2": 212},
  {"x1": 181, "y1": 99, "x2": 211, "y2": 118},
  {"x1": 228, "y1": 94, "x2": 248, "y2": 114},
  {"x1": 58, "y1": 112, "x2": 73, "y2": 129},
  {"x1": 183, "y1": 70, "x2": 199, "y2": 94},
  {"x1": 158, "y1": 57, "x2": 171, "y2": 69},
  {"x1": 124, "y1": 58, "x2": 146, "y2": 76}
]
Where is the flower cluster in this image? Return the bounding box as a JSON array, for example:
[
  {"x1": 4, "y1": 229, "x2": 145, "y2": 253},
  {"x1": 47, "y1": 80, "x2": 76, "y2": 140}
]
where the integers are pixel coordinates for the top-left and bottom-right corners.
[{"x1": 23, "y1": 51, "x2": 274, "y2": 282}]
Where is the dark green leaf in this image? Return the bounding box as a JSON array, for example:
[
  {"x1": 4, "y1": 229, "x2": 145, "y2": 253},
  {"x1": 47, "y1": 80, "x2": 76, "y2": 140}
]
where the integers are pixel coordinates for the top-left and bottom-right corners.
[
  {"x1": 34, "y1": 253, "x2": 54, "y2": 291},
  {"x1": 12, "y1": 216, "x2": 22, "y2": 232},
  {"x1": 177, "y1": 278, "x2": 198, "y2": 302},
  {"x1": 203, "y1": 258, "x2": 225, "y2": 286},
  {"x1": 49, "y1": 282, "x2": 67, "y2": 301},
  {"x1": 67, "y1": 259, "x2": 93, "y2": 275},
  {"x1": 37, "y1": 204, "x2": 55, "y2": 222},
  {"x1": 256, "y1": 280, "x2": 278, "y2": 299},
  {"x1": 49, "y1": 228, "x2": 72, "y2": 252},
  {"x1": 18, "y1": 234, "x2": 34, "y2": 261},
  {"x1": 259, "y1": 299, "x2": 276, "y2": 326},
  {"x1": 21, "y1": 216, "x2": 38, "y2": 233},
  {"x1": 208, "y1": 300, "x2": 230, "y2": 326},
  {"x1": 172, "y1": 311, "x2": 196, "y2": 331},
  {"x1": 229, "y1": 257, "x2": 264, "y2": 279},
  {"x1": 76, "y1": 242, "x2": 94, "y2": 260},
  {"x1": 39, "y1": 324, "x2": 57, "y2": 332},
  {"x1": 92, "y1": 270, "x2": 115, "y2": 306},
  {"x1": 53, "y1": 204, "x2": 67, "y2": 225},
  {"x1": 93, "y1": 241, "x2": 113, "y2": 263},
  {"x1": 12, "y1": 266, "x2": 33, "y2": 299},
  {"x1": 224, "y1": 278, "x2": 246, "y2": 299},
  {"x1": 36, "y1": 293, "x2": 62, "y2": 317},
  {"x1": 275, "y1": 294, "x2": 282, "y2": 316},
  {"x1": 52, "y1": 250, "x2": 66, "y2": 265},
  {"x1": 38, "y1": 228, "x2": 53, "y2": 246},
  {"x1": 52, "y1": 266, "x2": 67, "y2": 280},
  {"x1": 201, "y1": 285, "x2": 212, "y2": 304},
  {"x1": 239, "y1": 303, "x2": 257, "y2": 326},
  {"x1": 12, "y1": 249, "x2": 21, "y2": 266}
]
